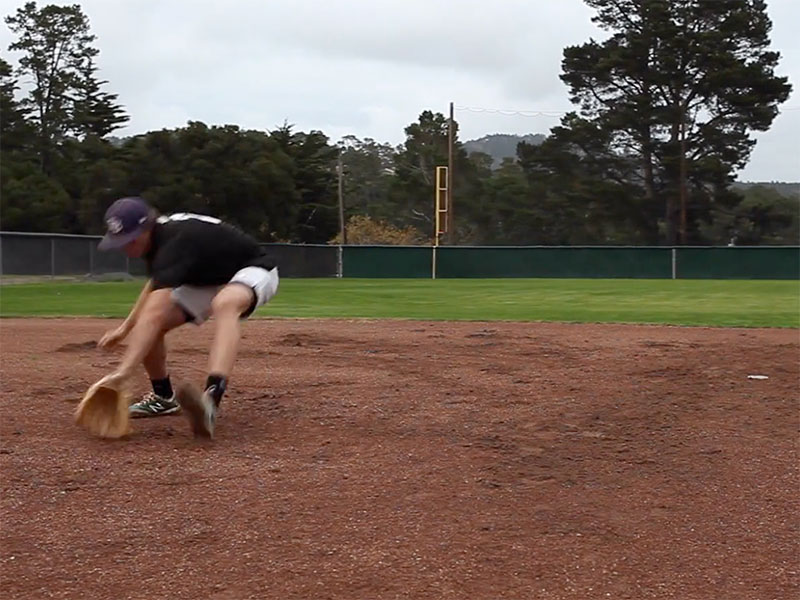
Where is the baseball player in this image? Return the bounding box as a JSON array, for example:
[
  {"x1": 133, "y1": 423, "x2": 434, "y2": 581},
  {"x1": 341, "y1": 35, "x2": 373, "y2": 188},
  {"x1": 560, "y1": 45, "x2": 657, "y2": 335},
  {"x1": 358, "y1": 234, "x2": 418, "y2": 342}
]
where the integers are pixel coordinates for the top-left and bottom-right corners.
[{"x1": 94, "y1": 196, "x2": 279, "y2": 438}]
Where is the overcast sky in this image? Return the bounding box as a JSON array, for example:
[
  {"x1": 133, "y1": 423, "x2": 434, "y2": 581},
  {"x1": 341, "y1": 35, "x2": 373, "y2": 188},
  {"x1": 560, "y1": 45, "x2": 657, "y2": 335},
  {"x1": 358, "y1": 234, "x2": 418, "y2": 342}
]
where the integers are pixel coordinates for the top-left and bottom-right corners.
[{"x1": 2, "y1": 0, "x2": 798, "y2": 182}]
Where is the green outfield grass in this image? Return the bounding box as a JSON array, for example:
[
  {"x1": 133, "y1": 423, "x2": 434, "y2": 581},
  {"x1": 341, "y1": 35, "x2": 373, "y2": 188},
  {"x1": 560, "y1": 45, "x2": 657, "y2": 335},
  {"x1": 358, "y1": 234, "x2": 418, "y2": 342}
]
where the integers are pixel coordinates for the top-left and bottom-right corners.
[{"x1": 0, "y1": 278, "x2": 797, "y2": 327}]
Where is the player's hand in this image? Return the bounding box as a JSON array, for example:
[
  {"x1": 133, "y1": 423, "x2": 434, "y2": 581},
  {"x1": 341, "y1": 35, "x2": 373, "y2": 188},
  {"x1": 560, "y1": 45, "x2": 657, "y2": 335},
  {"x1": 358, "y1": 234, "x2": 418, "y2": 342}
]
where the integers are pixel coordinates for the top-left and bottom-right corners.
[
  {"x1": 93, "y1": 370, "x2": 130, "y2": 391},
  {"x1": 98, "y1": 324, "x2": 130, "y2": 349}
]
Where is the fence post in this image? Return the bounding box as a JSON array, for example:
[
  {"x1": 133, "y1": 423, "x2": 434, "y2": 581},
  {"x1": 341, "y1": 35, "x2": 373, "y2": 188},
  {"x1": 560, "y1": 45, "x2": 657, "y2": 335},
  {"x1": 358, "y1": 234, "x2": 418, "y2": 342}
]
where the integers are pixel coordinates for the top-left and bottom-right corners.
[
  {"x1": 89, "y1": 240, "x2": 94, "y2": 276},
  {"x1": 337, "y1": 245, "x2": 343, "y2": 278},
  {"x1": 671, "y1": 248, "x2": 677, "y2": 280},
  {"x1": 50, "y1": 238, "x2": 56, "y2": 278}
]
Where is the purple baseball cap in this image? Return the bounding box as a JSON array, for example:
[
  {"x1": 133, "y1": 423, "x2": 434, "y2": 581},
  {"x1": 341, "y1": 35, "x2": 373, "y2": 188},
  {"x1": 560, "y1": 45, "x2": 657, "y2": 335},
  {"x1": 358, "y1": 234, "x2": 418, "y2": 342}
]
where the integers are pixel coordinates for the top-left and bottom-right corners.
[{"x1": 98, "y1": 197, "x2": 153, "y2": 250}]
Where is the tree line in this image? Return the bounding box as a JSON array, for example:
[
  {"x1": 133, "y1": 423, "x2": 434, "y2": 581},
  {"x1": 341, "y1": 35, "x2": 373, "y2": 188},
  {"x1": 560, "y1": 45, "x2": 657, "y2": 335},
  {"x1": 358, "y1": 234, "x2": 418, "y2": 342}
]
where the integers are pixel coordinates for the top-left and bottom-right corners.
[{"x1": 1, "y1": 1, "x2": 796, "y2": 246}]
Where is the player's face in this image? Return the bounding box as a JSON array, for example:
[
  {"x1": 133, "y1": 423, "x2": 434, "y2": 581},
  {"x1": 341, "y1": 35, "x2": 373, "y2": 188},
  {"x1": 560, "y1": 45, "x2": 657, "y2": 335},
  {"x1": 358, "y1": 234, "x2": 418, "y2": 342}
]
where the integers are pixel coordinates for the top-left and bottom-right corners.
[{"x1": 124, "y1": 230, "x2": 151, "y2": 258}]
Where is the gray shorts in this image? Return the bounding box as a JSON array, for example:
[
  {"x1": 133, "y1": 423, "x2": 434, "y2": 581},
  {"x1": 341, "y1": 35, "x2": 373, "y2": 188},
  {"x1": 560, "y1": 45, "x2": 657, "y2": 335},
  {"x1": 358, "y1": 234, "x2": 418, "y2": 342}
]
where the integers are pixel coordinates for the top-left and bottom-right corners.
[{"x1": 171, "y1": 266, "x2": 279, "y2": 324}]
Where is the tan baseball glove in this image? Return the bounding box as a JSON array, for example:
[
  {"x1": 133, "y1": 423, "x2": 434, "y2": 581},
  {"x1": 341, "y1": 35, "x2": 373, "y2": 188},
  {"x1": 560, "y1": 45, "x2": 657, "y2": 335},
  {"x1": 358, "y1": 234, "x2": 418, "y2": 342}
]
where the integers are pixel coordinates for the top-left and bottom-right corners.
[{"x1": 75, "y1": 375, "x2": 132, "y2": 439}]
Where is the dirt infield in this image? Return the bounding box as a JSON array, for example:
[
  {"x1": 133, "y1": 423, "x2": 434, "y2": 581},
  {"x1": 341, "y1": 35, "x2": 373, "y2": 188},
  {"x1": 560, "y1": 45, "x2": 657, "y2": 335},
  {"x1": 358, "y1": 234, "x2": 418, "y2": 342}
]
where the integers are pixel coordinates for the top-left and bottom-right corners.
[{"x1": 0, "y1": 318, "x2": 797, "y2": 600}]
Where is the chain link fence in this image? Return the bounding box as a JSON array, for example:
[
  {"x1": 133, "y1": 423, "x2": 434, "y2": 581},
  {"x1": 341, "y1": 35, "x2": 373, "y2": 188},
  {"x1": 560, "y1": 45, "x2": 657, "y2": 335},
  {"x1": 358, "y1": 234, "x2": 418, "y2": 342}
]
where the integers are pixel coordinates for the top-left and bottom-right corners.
[
  {"x1": 0, "y1": 232, "x2": 339, "y2": 279},
  {"x1": 3, "y1": 232, "x2": 797, "y2": 280}
]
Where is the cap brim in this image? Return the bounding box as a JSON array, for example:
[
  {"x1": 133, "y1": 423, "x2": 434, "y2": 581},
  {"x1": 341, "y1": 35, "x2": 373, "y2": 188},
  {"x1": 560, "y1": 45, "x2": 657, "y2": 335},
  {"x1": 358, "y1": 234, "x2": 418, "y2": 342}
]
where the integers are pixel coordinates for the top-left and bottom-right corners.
[{"x1": 98, "y1": 228, "x2": 142, "y2": 251}]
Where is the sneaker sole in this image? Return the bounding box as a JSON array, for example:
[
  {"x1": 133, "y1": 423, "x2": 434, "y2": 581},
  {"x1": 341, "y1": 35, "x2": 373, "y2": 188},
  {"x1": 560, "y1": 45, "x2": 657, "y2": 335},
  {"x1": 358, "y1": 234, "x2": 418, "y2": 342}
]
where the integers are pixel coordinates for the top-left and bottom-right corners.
[
  {"x1": 176, "y1": 383, "x2": 214, "y2": 439},
  {"x1": 129, "y1": 406, "x2": 181, "y2": 419}
]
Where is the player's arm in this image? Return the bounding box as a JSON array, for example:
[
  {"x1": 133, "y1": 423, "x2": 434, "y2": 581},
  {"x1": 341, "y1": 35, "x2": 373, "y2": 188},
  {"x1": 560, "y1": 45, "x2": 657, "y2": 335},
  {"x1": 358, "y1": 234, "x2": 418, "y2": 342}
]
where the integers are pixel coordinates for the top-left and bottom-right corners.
[
  {"x1": 98, "y1": 279, "x2": 153, "y2": 348},
  {"x1": 124, "y1": 278, "x2": 155, "y2": 328}
]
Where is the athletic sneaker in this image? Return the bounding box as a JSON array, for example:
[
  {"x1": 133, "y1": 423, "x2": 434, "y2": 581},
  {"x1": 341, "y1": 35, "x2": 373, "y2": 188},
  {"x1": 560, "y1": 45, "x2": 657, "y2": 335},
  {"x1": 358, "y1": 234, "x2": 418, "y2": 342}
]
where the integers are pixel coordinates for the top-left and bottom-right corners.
[
  {"x1": 129, "y1": 391, "x2": 180, "y2": 418},
  {"x1": 176, "y1": 383, "x2": 217, "y2": 439}
]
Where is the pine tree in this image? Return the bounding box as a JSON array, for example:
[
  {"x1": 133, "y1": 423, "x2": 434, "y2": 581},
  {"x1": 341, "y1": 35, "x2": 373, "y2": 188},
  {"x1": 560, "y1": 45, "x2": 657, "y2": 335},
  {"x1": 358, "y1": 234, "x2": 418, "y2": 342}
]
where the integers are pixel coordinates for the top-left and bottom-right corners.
[
  {"x1": 5, "y1": 2, "x2": 128, "y2": 173},
  {"x1": 550, "y1": 0, "x2": 792, "y2": 244},
  {"x1": 71, "y1": 57, "x2": 129, "y2": 138}
]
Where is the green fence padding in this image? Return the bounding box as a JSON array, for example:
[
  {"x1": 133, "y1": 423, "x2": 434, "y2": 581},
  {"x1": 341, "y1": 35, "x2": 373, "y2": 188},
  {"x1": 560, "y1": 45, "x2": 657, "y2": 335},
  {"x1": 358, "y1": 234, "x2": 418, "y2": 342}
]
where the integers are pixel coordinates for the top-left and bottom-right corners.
[
  {"x1": 3, "y1": 231, "x2": 798, "y2": 280},
  {"x1": 262, "y1": 244, "x2": 338, "y2": 278},
  {"x1": 676, "y1": 247, "x2": 800, "y2": 280},
  {"x1": 436, "y1": 247, "x2": 672, "y2": 278},
  {"x1": 343, "y1": 246, "x2": 432, "y2": 278}
]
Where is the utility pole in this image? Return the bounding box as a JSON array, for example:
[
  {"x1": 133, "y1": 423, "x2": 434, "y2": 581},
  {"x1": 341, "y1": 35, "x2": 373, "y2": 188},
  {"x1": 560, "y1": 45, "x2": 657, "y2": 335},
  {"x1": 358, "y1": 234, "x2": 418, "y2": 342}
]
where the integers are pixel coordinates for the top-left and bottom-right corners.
[
  {"x1": 679, "y1": 102, "x2": 688, "y2": 245},
  {"x1": 338, "y1": 151, "x2": 347, "y2": 245},
  {"x1": 447, "y1": 101, "x2": 454, "y2": 244}
]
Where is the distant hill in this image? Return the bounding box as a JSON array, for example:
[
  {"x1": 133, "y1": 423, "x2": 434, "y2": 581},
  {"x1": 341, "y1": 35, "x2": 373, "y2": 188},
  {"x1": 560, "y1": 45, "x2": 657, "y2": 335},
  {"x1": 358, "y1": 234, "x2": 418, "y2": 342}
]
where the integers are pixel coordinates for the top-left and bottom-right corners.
[
  {"x1": 107, "y1": 135, "x2": 128, "y2": 148},
  {"x1": 463, "y1": 133, "x2": 545, "y2": 168},
  {"x1": 732, "y1": 181, "x2": 799, "y2": 198}
]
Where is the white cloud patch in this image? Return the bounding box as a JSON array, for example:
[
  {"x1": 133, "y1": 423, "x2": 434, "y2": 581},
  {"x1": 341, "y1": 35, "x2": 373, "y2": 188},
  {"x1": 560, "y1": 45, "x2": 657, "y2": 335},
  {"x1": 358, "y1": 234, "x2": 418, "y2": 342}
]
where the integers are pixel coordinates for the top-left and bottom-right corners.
[{"x1": 1, "y1": 0, "x2": 797, "y2": 180}]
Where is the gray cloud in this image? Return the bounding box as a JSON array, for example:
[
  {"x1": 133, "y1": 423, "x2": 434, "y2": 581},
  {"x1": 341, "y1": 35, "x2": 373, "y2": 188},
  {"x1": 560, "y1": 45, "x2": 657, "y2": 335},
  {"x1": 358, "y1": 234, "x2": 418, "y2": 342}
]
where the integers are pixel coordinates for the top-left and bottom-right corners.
[{"x1": 1, "y1": 0, "x2": 796, "y2": 180}]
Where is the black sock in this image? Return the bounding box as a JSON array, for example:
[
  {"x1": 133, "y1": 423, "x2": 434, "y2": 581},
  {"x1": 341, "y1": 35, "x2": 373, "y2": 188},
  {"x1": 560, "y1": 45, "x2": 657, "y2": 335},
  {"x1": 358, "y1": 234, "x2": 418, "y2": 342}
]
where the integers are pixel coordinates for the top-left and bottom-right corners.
[
  {"x1": 151, "y1": 377, "x2": 173, "y2": 399},
  {"x1": 205, "y1": 374, "x2": 227, "y2": 407}
]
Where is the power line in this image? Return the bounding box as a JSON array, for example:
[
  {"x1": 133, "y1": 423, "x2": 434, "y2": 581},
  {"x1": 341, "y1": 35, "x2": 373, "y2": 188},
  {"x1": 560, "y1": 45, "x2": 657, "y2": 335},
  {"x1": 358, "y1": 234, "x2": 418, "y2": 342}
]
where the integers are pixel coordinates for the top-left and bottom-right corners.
[
  {"x1": 455, "y1": 106, "x2": 570, "y2": 117},
  {"x1": 456, "y1": 104, "x2": 800, "y2": 115}
]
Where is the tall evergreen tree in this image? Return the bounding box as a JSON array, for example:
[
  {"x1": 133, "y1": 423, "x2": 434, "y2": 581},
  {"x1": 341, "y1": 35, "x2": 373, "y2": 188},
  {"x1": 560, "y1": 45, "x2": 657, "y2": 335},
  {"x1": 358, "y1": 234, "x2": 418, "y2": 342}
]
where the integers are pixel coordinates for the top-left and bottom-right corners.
[
  {"x1": 71, "y1": 57, "x2": 129, "y2": 138},
  {"x1": 542, "y1": 0, "x2": 792, "y2": 244},
  {"x1": 1, "y1": 55, "x2": 72, "y2": 232},
  {"x1": 271, "y1": 124, "x2": 339, "y2": 243},
  {"x1": 0, "y1": 57, "x2": 32, "y2": 154},
  {"x1": 5, "y1": 2, "x2": 128, "y2": 174},
  {"x1": 390, "y1": 111, "x2": 451, "y2": 234},
  {"x1": 337, "y1": 135, "x2": 396, "y2": 222}
]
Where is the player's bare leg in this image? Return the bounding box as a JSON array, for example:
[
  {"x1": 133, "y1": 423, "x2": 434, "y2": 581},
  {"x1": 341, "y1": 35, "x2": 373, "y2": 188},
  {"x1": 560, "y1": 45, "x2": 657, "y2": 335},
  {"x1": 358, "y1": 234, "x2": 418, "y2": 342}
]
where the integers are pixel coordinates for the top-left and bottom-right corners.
[
  {"x1": 112, "y1": 289, "x2": 187, "y2": 380},
  {"x1": 176, "y1": 283, "x2": 254, "y2": 438},
  {"x1": 208, "y1": 284, "x2": 254, "y2": 377},
  {"x1": 142, "y1": 336, "x2": 169, "y2": 380}
]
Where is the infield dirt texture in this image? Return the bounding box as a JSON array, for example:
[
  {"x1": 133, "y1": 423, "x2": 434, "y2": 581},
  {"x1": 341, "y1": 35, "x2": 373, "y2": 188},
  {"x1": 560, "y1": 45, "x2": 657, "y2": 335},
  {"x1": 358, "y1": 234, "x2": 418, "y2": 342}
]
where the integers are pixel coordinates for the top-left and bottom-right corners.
[{"x1": 0, "y1": 318, "x2": 797, "y2": 599}]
